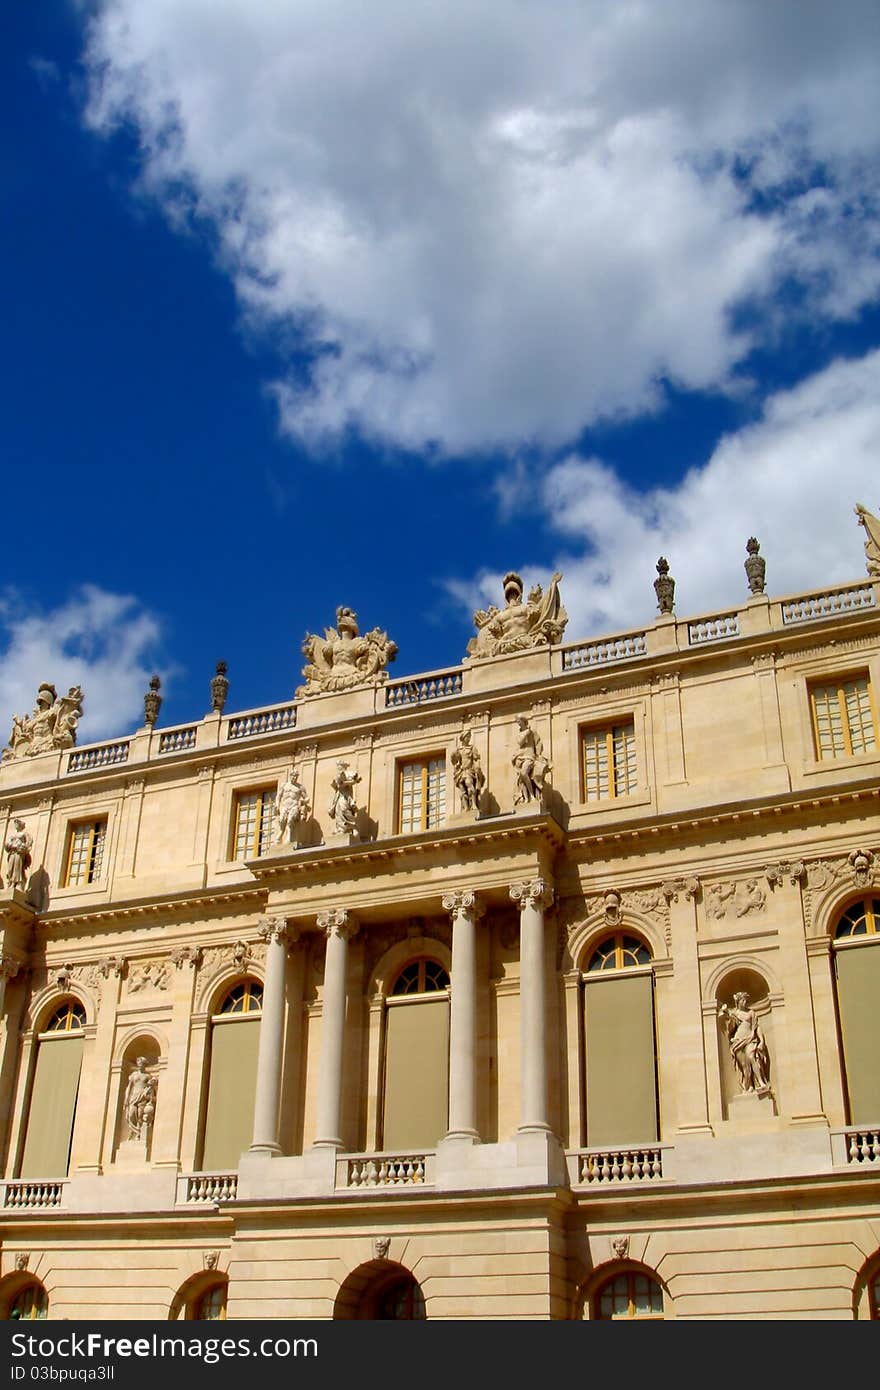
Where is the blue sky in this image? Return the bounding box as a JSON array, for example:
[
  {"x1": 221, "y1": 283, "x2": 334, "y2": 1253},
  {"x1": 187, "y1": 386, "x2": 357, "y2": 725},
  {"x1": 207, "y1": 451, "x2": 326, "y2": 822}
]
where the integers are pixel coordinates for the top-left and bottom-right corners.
[{"x1": 3, "y1": 1, "x2": 880, "y2": 743}]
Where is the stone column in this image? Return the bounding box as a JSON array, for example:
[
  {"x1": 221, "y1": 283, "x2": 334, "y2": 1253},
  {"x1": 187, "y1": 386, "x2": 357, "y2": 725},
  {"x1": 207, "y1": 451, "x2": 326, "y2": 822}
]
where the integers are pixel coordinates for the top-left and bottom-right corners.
[
  {"x1": 313, "y1": 909, "x2": 358, "y2": 1149},
  {"x1": 510, "y1": 879, "x2": 553, "y2": 1133},
  {"x1": 250, "y1": 916, "x2": 297, "y2": 1155},
  {"x1": 442, "y1": 890, "x2": 484, "y2": 1141}
]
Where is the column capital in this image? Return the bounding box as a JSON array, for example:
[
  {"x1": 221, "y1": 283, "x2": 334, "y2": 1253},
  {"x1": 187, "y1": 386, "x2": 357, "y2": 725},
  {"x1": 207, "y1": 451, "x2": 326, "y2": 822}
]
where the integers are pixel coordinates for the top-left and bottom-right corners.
[
  {"x1": 442, "y1": 890, "x2": 486, "y2": 919},
  {"x1": 316, "y1": 908, "x2": 359, "y2": 942},
  {"x1": 99, "y1": 955, "x2": 126, "y2": 979},
  {"x1": 257, "y1": 915, "x2": 299, "y2": 948},
  {"x1": 509, "y1": 878, "x2": 553, "y2": 912},
  {"x1": 0, "y1": 956, "x2": 21, "y2": 982}
]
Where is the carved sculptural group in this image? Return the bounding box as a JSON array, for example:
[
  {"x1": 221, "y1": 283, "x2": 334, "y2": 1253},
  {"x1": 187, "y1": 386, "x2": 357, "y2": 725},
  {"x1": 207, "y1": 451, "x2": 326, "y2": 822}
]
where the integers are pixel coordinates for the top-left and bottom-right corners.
[{"x1": 2, "y1": 683, "x2": 83, "y2": 762}]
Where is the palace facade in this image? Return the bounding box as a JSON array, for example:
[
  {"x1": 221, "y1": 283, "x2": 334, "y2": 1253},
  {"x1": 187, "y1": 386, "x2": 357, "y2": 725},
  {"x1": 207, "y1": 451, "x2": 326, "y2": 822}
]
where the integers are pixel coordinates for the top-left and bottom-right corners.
[{"x1": 1, "y1": 530, "x2": 879, "y2": 1321}]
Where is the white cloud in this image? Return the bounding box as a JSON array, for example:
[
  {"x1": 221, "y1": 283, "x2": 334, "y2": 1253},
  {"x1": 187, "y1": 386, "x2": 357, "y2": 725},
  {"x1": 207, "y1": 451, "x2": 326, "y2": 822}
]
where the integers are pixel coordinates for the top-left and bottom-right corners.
[
  {"x1": 0, "y1": 586, "x2": 164, "y2": 748},
  {"x1": 451, "y1": 350, "x2": 880, "y2": 641},
  {"x1": 81, "y1": 0, "x2": 880, "y2": 455}
]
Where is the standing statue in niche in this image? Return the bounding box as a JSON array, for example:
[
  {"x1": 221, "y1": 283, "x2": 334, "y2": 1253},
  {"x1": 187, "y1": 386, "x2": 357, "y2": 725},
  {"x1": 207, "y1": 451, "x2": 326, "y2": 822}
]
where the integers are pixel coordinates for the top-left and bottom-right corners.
[
  {"x1": 466, "y1": 572, "x2": 567, "y2": 660},
  {"x1": 124, "y1": 1057, "x2": 158, "y2": 1141},
  {"x1": 718, "y1": 992, "x2": 771, "y2": 1095},
  {"x1": 328, "y1": 760, "x2": 361, "y2": 835},
  {"x1": 451, "y1": 726, "x2": 486, "y2": 813},
  {"x1": 4, "y1": 819, "x2": 32, "y2": 892},
  {"x1": 2, "y1": 683, "x2": 84, "y2": 762},
  {"x1": 275, "y1": 766, "x2": 310, "y2": 845},
  {"x1": 297, "y1": 606, "x2": 398, "y2": 697},
  {"x1": 511, "y1": 715, "x2": 552, "y2": 807},
  {"x1": 855, "y1": 503, "x2": 880, "y2": 578}
]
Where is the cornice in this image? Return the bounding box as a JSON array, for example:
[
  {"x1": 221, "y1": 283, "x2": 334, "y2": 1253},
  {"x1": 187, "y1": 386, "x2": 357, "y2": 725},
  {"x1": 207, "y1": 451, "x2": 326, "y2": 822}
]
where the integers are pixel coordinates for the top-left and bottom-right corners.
[{"x1": 38, "y1": 885, "x2": 266, "y2": 932}]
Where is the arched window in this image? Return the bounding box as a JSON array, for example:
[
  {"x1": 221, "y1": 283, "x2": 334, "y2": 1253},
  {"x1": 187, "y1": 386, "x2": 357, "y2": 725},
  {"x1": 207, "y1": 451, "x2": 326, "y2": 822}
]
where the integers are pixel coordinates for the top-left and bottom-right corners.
[
  {"x1": 593, "y1": 1270, "x2": 664, "y2": 1320},
  {"x1": 171, "y1": 1274, "x2": 228, "y2": 1321},
  {"x1": 833, "y1": 897, "x2": 880, "y2": 1124},
  {"x1": 194, "y1": 1283, "x2": 227, "y2": 1321},
  {"x1": 382, "y1": 958, "x2": 449, "y2": 1150},
  {"x1": 582, "y1": 933, "x2": 658, "y2": 1146},
  {"x1": 18, "y1": 998, "x2": 85, "y2": 1179},
  {"x1": 200, "y1": 979, "x2": 262, "y2": 1171},
  {"x1": 7, "y1": 1283, "x2": 48, "y2": 1320}
]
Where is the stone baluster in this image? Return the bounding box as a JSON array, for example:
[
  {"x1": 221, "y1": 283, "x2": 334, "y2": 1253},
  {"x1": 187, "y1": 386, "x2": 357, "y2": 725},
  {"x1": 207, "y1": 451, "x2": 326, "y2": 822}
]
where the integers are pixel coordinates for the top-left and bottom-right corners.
[{"x1": 313, "y1": 909, "x2": 359, "y2": 1149}]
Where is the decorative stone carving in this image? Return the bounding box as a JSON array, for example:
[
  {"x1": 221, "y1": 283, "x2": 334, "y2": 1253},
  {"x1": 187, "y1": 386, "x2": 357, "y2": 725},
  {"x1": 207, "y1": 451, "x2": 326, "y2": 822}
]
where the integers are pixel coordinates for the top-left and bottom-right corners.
[
  {"x1": 654, "y1": 557, "x2": 675, "y2": 614},
  {"x1": 123, "y1": 1056, "x2": 157, "y2": 1140},
  {"x1": 466, "y1": 571, "x2": 567, "y2": 660},
  {"x1": 511, "y1": 715, "x2": 551, "y2": 807},
  {"x1": 806, "y1": 859, "x2": 845, "y2": 891},
  {"x1": 855, "y1": 502, "x2": 880, "y2": 577},
  {"x1": 450, "y1": 724, "x2": 486, "y2": 814},
  {"x1": 611, "y1": 1236, "x2": 629, "y2": 1261},
  {"x1": 327, "y1": 760, "x2": 361, "y2": 835},
  {"x1": 231, "y1": 940, "x2": 251, "y2": 972},
  {"x1": 14, "y1": 1253, "x2": 29, "y2": 1272},
  {"x1": 661, "y1": 877, "x2": 701, "y2": 903},
  {"x1": 143, "y1": 676, "x2": 162, "y2": 727},
  {"x1": 275, "y1": 766, "x2": 310, "y2": 845},
  {"x1": 373, "y1": 1236, "x2": 391, "y2": 1261},
  {"x1": 203, "y1": 1251, "x2": 220, "y2": 1271},
  {"x1": 100, "y1": 955, "x2": 126, "y2": 979},
  {"x1": 127, "y1": 960, "x2": 171, "y2": 993},
  {"x1": 0, "y1": 956, "x2": 21, "y2": 983},
  {"x1": 744, "y1": 537, "x2": 766, "y2": 594},
  {"x1": 509, "y1": 879, "x2": 553, "y2": 912},
  {"x1": 765, "y1": 861, "x2": 806, "y2": 889},
  {"x1": 317, "y1": 908, "x2": 359, "y2": 942},
  {"x1": 848, "y1": 847, "x2": 876, "y2": 889},
  {"x1": 171, "y1": 946, "x2": 202, "y2": 970},
  {"x1": 602, "y1": 890, "x2": 622, "y2": 925},
  {"x1": 442, "y1": 890, "x2": 485, "y2": 919},
  {"x1": 4, "y1": 819, "x2": 32, "y2": 892},
  {"x1": 298, "y1": 606, "x2": 398, "y2": 697},
  {"x1": 210, "y1": 661, "x2": 229, "y2": 713},
  {"x1": 55, "y1": 963, "x2": 74, "y2": 991},
  {"x1": 2, "y1": 683, "x2": 84, "y2": 761},
  {"x1": 705, "y1": 879, "x2": 765, "y2": 920},
  {"x1": 718, "y1": 992, "x2": 771, "y2": 1095},
  {"x1": 258, "y1": 916, "x2": 295, "y2": 948}
]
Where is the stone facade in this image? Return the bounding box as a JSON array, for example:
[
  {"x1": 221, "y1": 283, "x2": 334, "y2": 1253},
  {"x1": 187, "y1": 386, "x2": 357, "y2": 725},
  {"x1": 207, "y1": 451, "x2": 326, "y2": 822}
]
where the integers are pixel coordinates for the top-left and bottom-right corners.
[{"x1": 0, "y1": 558, "x2": 879, "y2": 1320}]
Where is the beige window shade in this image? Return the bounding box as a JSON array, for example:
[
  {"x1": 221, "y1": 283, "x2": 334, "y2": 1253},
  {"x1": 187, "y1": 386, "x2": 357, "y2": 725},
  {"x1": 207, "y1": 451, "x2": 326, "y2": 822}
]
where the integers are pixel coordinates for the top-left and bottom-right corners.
[
  {"x1": 835, "y1": 943, "x2": 880, "y2": 1124},
  {"x1": 200, "y1": 1017, "x2": 260, "y2": 1170},
  {"x1": 382, "y1": 997, "x2": 449, "y2": 1150},
  {"x1": 584, "y1": 971, "x2": 657, "y2": 1146},
  {"x1": 19, "y1": 1034, "x2": 84, "y2": 1178}
]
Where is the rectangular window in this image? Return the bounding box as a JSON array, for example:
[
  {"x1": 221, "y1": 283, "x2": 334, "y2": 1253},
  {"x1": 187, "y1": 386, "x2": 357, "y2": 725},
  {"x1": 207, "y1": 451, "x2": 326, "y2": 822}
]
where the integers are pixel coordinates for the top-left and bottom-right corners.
[
  {"x1": 810, "y1": 674, "x2": 877, "y2": 760},
  {"x1": 581, "y1": 721, "x2": 637, "y2": 802},
  {"x1": 64, "y1": 820, "x2": 106, "y2": 886},
  {"x1": 232, "y1": 788, "x2": 275, "y2": 858},
  {"x1": 398, "y1": 757, "x2": 446, "y2": 833}
]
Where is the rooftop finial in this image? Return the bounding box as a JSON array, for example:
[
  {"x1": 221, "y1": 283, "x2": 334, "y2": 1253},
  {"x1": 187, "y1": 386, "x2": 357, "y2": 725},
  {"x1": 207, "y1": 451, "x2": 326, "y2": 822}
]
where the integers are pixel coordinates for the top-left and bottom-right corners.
[
  {"x1": 654, "y1": 557, "x2": 675, "y2": 615},
  {"x1": 744, "y1": 537, "x2": 766, "y2": 594}
]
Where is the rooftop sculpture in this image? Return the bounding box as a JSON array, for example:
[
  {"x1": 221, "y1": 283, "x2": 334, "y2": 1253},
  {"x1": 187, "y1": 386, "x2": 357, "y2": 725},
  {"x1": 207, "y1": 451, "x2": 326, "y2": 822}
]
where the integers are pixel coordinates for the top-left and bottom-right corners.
[
  {"x1": 2, "y1": 683, "x2": 83, "y2": 762},
  {"x1": 297, "y1": 606, "x2": 398, "y2": 698},
  {"x1": 855, "y1": 503, "x2": 880, "y2": 578},
  {"x1": 466, "y1": 571, "x2": 567, "y2": 661}
]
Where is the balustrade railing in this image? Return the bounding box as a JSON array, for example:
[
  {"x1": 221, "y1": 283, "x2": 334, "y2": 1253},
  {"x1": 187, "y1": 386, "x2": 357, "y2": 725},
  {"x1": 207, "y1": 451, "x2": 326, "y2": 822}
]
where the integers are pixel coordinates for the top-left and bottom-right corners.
[
  {"x1": 833, "y1": 1126, "x2": 880, "y2": 1166},
  {"x1": 781, "y1": 583, "x2": 875, "y2": 625},
  {"x1": 385, "y1": 670, "x2": 463, "y2": 707},
  {"x1": 687, "y1": 613, "x2": 740, "y2": 645},
  {"x1": 227, "y1": 705, "x2": 296, "y2": 741},
  {"x1": 340, "y1": 1152, "x2": 431, "y2": 1188},
  {"x1": 571, "y1": 1145, "x2": 667, "y2": 1185},
  {"x1": 158, "y1": 726, "x2": 197, "y2": 754},
  {"x1": 181, "y1": 1173, "x2": 238, "y2": 1203},
  {"x1": 2, "y1": 1180, "x2": 66, "y2": 1209},
  {"x1": 67, "y1": 741, "x2": 130, "y2": 774},
  {"x1": 561, "y1": 631, "x2": 647, "y2": 670}
]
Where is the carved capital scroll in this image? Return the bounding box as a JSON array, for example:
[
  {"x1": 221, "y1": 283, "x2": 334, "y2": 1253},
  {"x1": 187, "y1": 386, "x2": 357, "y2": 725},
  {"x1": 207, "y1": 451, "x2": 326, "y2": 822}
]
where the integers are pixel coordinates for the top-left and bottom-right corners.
[
  {"x1": 509, "y1": 878, "x2": 553, "y2": 912},
  {"x1": 316, "y1": 908, "x2": 359, "y2": 943}
]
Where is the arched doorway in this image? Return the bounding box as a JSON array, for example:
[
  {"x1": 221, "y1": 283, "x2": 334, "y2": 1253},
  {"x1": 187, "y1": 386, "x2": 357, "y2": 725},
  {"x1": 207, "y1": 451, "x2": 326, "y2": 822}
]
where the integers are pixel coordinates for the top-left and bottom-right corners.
[{"x1": 334, "y1": 1261, "x2": 427, "y2": 1320}]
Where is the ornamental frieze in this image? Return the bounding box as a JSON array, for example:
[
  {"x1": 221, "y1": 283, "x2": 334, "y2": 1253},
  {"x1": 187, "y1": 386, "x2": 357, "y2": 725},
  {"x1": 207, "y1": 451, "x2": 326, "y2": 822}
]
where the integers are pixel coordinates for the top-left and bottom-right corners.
[
  {"x1": 127, "y1": 960, "x2": 172, "y2": 993},
  {"x1": 704, "y1": 878, "x2": 766, "y2": 920}
]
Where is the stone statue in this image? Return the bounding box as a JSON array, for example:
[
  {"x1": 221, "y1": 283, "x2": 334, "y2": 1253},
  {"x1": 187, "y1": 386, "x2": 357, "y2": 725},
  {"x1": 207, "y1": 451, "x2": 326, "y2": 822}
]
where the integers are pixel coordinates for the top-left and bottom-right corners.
[
  {"x1": 298, "y1": 606, "x2": 398, "y2": 697},
  {"x1": 124, "y1": 1057, "x2": 158, "y2": 1140},
  {"x1": 855, "y1": 503, "x2": 880, "y2": 578},
  {"x1": 466, "y1": 572, "x2": 567, "y2": 660},
  {"x1": 275, "y1": 766, "x2": 310, "y2": 844},
  {"x1": 451, "y1": 726, "x2": 486, "y2": 814},
  {"x1": 511, "y1": 715, "x2": 551, "y2": 807},
  {"x1": 4, "y1": 819, "x2": 32, "y2": 892},
  {"x1": 718, "y1": 992, "x2": 771, "y2": 1095},
  {"x1": 2, "y1": 683, "x2": 84, "y2": 762},
  {"x1": 328, "y1": 760, "x2": 361, "y2": 835}
]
